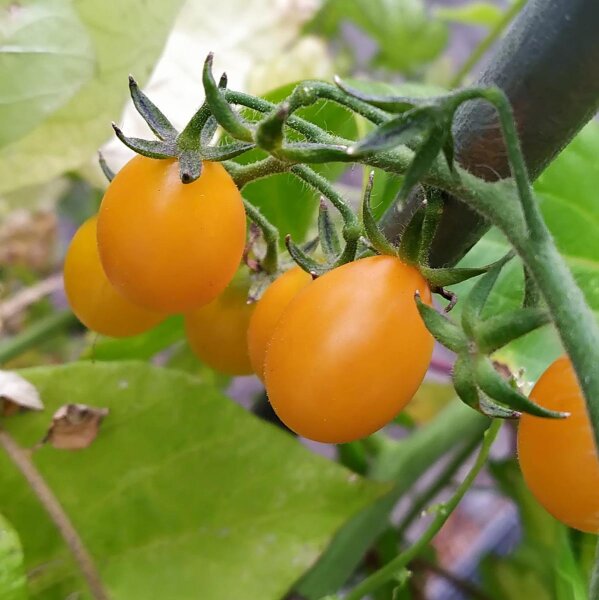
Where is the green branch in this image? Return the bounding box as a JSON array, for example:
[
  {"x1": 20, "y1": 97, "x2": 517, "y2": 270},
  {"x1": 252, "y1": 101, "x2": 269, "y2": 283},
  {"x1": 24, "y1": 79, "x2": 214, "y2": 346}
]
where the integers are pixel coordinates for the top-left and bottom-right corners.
[{"x1": 344, "y1": 420, "x2": 501, "y2": 600}]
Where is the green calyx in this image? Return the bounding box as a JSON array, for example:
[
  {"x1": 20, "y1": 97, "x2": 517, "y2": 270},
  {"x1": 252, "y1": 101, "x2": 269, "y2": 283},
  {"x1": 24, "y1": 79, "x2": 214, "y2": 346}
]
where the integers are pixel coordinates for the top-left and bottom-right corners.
[
  {"x1": 112, "y1": 68, "x2": 255, "y2": 184},
  {"x1": 416, "y1": 256, "x2": 560, "y2": 421}
]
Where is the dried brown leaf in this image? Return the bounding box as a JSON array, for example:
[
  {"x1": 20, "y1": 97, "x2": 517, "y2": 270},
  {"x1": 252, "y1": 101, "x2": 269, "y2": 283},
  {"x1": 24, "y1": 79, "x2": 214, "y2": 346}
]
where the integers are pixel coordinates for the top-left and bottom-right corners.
[{"x1": 42, "y1": 404, "x2": 108, "y2": 450}]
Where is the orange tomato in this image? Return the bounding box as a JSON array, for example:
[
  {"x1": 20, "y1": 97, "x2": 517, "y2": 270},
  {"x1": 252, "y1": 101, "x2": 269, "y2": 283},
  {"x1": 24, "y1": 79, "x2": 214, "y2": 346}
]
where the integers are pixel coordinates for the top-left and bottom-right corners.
[
  {"x1": 185, "y1": 269, "x2": 255, "y2": 375},
  {"x1": 518, "y1": 356, "x2": 599, "y2": 533},
  {"x1": 64, "y1": 217, "x2": 164, "y2": 337},
  {"x1": 264, "y1": 255, "x2": 434, "y2": 443},
  {"x1": 97, "y1": 156, "x2": 246, "y2": 313},
  {"x1": 247, "y1": 267, "x2": 313, "y2": 381}
]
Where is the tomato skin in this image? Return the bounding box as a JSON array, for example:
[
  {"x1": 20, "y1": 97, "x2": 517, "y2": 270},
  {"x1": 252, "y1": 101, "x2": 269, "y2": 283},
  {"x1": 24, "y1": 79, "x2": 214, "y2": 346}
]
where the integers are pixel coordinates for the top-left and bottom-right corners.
[
  {"x1": 185, "y1": 269, "x2": 255, "y2": 375},
  {"x1": 64, "y1": 217, "x2": 164, "y2": 337},
  {"x1": 264, "y1": 255, "x2": 434, "y2": 443},
  {"x1": 518, "y1": 356, "x2": 599, "y2": 533},
  {"x1": 97, "y1": 156, "x2": 246, "y2": 313},
  {"x1": 247, "y1": 267, "x2": 313, "y2": 381}
]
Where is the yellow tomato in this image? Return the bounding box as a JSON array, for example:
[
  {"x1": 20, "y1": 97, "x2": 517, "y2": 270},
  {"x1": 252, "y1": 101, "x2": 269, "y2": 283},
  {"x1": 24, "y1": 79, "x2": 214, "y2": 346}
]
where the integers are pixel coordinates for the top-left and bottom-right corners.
[
  {"x1": 64, "y1": 217, "x2": 164, "y2": 337},
  {"x1": 185, "y1": 270, "x2": 255, "y2": 375},
  {"x1": 264, "y1": 255, "x2": 434, "y2": 443},
  {"x1": 518, "y1": 356, "x2": 599, "y2": 533},
  {"x1": 247, "y1": 267, "x2": 313, "y2": 381},
  {"x1": 97, "y1": 156, "x2": 246, "y2": 313}
]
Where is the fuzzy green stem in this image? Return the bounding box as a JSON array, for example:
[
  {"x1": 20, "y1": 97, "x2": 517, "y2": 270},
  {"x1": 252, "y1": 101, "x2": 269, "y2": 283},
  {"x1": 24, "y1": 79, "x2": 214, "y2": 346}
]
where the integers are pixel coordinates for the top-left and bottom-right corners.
[
  {"x1": 450, "y1": 0, "x2": 528, "y2": 88},
  {"x1": 0, "y1": 311, "x2": 77, "y2": 365},
  {"x1": 345, "y1": 420, "x2": 500, "y2": 600},
  {"x1": 291, "y1": 165, "x2": 360, "y2": 236},
  {"x1": 225, "y1": 157, "x2": 289, "y2": 188}
]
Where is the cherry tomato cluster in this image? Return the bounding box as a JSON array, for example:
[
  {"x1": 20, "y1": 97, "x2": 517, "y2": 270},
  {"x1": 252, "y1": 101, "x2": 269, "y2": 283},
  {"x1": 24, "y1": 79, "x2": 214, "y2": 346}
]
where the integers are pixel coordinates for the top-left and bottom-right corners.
[
  {"x1": 64, "y1": 155, "x2": 436, "y2": 443},
  {"x1": 65, "y1": 155, "x2": 246, "y2": 337}
]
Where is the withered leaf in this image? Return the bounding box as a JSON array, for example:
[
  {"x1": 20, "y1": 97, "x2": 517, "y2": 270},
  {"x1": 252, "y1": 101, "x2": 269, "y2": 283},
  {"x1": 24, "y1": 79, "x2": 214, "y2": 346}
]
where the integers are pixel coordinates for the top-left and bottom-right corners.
[
  {"x1": 42, "y1": 404, "x2": 108, "y2": 450},
  {"x1": 0, "y1": 371, "x2": 44, "y2": 416}
]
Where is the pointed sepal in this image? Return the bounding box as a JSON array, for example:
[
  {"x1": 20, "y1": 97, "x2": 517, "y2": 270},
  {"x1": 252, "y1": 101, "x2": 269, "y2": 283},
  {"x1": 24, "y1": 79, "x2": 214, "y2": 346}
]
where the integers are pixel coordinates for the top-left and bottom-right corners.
[
  {"x1": 285, "y1": 235, "x2": 327, "y2": 277},
  {"x1": 202, "y1": 142, "x2": 255, "y2": 161},
  {"x1": 112, "y1": 123, "x2": 175, "y2": 159},
  {"x1": 415, "y1": 293, "x2": 468, "y2": 353},
  {"x1": 255, "y1": 104, "x2": 288, "y2": 152},
  {"x1": 417, "y1": 189, "x2": 444, "y2": 265},
  {"x1": 318, "y1": 199, "x2": 341, "y2": 261},
  {"x1": 478, "y1": 394, "x2": 521, "y2": 419},
  {"x1": 460, "y1": 251, "x2": 515, "y2": 337},
  {"x1": 475, "y1": 307, "x2": 551, "y2": 354},
  {"x1": 348, "y1": 107, "x2": 437, "y2": 156},
  {"x1": 398, "y1": 129, "x2": 447, "y2": 202},
  {"x1": 334, "y1": 76, "x2": 444, "y2": 113},
  {"x1": 128, "y1": 75, "x2": 177, "y2": 141},
  {"x1": 362, "y1": 171, "x2": 397, "y2": 256},
  {"x1": 98, "y1": 152, "x2": 114, "y2": 182},
  {"x1": 474, "y1": 356, "x2": 568, "y2": 419},
  {"x1": 442, "y1": 129, "x2": 455, "y2": 172},
  {"x1": 452, "y1": 355, "x2": 481, "y2": 410},
  {"x1": 397, "y1": 204, "x2": 424, "y2": 264},
  {"x1": 202, "y1": 53, "x2": 253, "y2": 142}
]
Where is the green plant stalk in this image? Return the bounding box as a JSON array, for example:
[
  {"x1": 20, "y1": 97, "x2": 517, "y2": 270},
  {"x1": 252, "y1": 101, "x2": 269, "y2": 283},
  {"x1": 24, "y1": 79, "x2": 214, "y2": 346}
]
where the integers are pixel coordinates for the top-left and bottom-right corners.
[
  {"x1": 450, "y1": 0, "x2": 528, "y2": 88},
  {"x1": 395, "y1": 434, "x2": 481, "y2": 539},
  {"x1": 0, "y1": 311, "x2": 77, "y2": 365},
  {"x1": 296, "y1": 401, "x2": 489, "y2": 598},
  {"x1": 0, "y1": 429, "x2": 109, "y2": 600},
  {"x1": 344, "y1": 420, "x2": 501, "y2": 600}
]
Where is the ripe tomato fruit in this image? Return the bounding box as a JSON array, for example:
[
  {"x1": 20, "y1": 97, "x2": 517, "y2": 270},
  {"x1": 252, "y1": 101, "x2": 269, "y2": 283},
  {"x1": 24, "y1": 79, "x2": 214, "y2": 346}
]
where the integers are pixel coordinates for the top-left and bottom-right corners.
[
  {"x1": 247, "y1": 267, "x2": 312, "y2": 381},
  {"x1": 97, "y1": 156, "x2": 246, "y2": 313},
  {"x1": 518, "y1": 356, "x2": 599, "y2": 533},
  {"x1": 185, "y1": 269, "x2": 255, "y2": 375},
  {"x1": 264, "y1": 255, "x2": 434, "y2": 443},
  {"x1": 64, "y1": 217, "x2": 164, "y2": 337}
]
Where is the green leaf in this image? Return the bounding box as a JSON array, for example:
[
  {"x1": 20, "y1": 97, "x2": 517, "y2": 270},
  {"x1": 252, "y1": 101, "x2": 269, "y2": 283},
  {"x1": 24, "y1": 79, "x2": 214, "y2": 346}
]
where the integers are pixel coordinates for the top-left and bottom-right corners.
[
  {"x1": 0, "y1": 362, "x2": 386, "y2": 600},
  {"x1": 0, "y1": 513, "x2": 27, "y2": 600},
  {"x1": 238, "y1": 82, "x2": 358, "y2": 242},
  {"x1": 308, "y1": 0, "x2": 448, "y2": 73},
  {"x1": 0, "y1": 0, "x2": 184, "y2": 194},
  {"x1": 435, "y1": 2, "x2": 503, "y2": 27},
  {"x1": 450, "y1": 121, "x2": 599, "y2": 380},
  {"x1": 554, "y1": 528, "x2": 587, "y2": 600},
  {"x1": 351, "y1": 108, "x2": 437, "y2": 155},
  {"x1": 79, "y1": 315, "x2": 185, "y2": 362},
  {"x1": 0, "y1": 0, "x2": 94, "y2": 148}
]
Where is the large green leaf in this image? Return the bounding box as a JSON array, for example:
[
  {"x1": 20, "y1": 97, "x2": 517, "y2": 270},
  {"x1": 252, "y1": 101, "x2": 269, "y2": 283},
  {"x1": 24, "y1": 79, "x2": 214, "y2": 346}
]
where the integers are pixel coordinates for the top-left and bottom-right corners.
[
  {"x1": 452, "y1": 121, "x2": 599, "y2": 379},
  {"x1": 0, "y1": 362, "x2": 385, "y2": 600},
  {"x1": 0, "y1": 513, "x2": 27, "y2": 600},
  {"x1": 0, "y1": 0, "x2": 94, "y2": 148},
  {"x1": 307, "y1": 0, "x2": 448, "y2": 73},
  {"x1": 0, "y1": 0, "x2": 184, "y2": 194}
]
